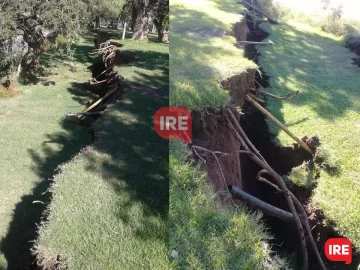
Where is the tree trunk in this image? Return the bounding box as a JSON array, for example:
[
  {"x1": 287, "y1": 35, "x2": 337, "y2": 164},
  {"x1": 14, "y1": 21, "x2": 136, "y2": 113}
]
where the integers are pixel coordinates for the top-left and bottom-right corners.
[
  {"x1": 20, "y1": 18, "x2": 45, "y2": 70},
  {"x1": 154, "y1": 18, "x2": 168, "y2": 43},
  {"x1": 132, "y1": 15, "x2": 151, "y2": 40},
  {"x1": 157, "y1": 27, "x2": 168, "y2": 43},
  {"x1": 131, "y1": 0, "x2": 152, "y2": 40},
  {"x1": 122, "y1": 22, "x2": 127, "y2": 40},
  {"x1": 95, "y1": 16, "x2": 101, "y2": 29}
]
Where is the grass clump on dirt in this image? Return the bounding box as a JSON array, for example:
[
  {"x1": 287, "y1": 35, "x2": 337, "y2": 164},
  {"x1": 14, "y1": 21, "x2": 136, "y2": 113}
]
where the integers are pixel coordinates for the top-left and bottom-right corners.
[
  {"x1": 170, "y1": 0, "x2": 257, "y2": 108},
  {"x1": 33, "y1": 31, "x2": 169, "y2": 269},
  {"x1": 257, "y1": 20, "x2": 360, "y2": 248},
  {"x1": 170, "y1": 141, "x2": 288, "y2": 269},
  {"x1": 0, "y1": 39, "x2": 94, "y2": 269}
]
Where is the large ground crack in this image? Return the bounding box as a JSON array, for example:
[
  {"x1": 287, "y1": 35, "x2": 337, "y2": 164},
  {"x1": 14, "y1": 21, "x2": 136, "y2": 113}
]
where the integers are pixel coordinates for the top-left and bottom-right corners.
[{"x1": 242, "y1": 13, "x2": 360, "y2": 269}]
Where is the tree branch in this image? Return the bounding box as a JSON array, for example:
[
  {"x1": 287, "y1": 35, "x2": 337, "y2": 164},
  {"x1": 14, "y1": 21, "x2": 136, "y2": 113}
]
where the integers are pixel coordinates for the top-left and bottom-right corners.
[
  {"x1": 226, "y1": 110, "x2": 308, "y2": 270},
  {"x1": 245, "y1": 95, "x2": 313, "y2": 154},
  {"x1": 259, "y1": 89, "x2": 299, "y2": 100}
]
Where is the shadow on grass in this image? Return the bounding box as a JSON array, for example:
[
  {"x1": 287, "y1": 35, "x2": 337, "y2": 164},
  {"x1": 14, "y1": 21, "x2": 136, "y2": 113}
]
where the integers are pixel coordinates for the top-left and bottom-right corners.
[
  {"x1": 17, "y1": 40, "x2": 96, "y2": 87},
  {"x1": 0, "y1": 121, "x2": 91, "y2": 269},
  {"x1": 102, "y1": 29, "x2": 161, "y2": 43},
  {"x1": 257, "y1": 21, "x2": 360, "y2": 127},
  {"x1": 85, "y1": 90, "x2": 169, "y2": 241},
  {"x1": 0, "y1": 37, "x2": 95, "y2": 269}
]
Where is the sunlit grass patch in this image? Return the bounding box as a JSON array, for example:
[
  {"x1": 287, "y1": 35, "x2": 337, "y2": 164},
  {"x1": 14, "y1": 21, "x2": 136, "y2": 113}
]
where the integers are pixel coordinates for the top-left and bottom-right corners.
[
  {"x1": 0, "y1": 39, "x2": 93, "y2": 269},
  {"x1": 170, "y1": 0, "x2": 257, "y2": 108},
  {"x1": 34, "y1": 90, "x2": 169, "y2": 270},
  {"x1": 258, "y1": 20, "x2": 360, "y2": 248}
]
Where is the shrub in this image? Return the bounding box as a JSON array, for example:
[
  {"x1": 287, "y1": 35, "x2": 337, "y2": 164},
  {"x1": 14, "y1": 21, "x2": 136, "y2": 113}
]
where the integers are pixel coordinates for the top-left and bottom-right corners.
[
  {"x1": 55, "y1": 34, "x2": 73, "y2": 55},
  {"x1": 255, "y1": 0, "x2": 291, "y2": 22}
]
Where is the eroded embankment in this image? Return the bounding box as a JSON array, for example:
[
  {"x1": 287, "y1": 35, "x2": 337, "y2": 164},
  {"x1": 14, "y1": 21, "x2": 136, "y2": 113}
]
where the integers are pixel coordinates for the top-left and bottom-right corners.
[
  {"x1": 191, "y1": 18, "x2": 256, "y2": 194},
  {"x1": 243, "y1": 14, "x2": 360, "y2": 269}
]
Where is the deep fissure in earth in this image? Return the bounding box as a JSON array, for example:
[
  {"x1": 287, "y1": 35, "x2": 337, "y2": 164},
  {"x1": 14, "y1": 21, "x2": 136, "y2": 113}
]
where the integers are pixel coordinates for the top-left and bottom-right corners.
[{"x1": 241, "y1": 13, "x2": 360, "y2": 269}]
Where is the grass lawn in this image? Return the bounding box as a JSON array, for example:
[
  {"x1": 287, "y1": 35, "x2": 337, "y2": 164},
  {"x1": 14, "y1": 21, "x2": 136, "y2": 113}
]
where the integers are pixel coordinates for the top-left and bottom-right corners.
[
  {"x1": 170, "y1": 0, "x2": 256, "y2": 108},
  {"x1": 169, "y1": 0, "x2": 287, "y2": 268},
  {"x1": 33, "y1": 32, "x2": 169, "y2": 269},
  {"x1": 170, "y1": 141, "x2": 287, "y2": 269},
  {"x1": 105, "y1": 30, "x2": 169, "y2": 92},
  {"x1": 258, "y1": 20, "x2": 360, "y2": 248},
  {"x1": 0, "y1": 39, "x2": 94, "y2": 269}
]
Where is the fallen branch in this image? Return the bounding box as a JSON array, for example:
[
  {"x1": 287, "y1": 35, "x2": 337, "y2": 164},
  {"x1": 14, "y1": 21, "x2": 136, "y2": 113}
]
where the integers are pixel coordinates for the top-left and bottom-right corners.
[
  {"x1": 248, "y1": 93, "x2": 265, "y2": 103},
  {"x1": 92, "y1": 65, "x2": 114, "y2": 80},
  {"x1": 226, "y1": 109, "x2": 308, "y2": 270},
  {"x1": 245, "y1": 95, "x2": 313, "y2": 154},
  {"x1": 89, "y1": 79, "x2": 108, "y2": 85},
  {"x1": 229, "y1": 185, "x2": 294, "y2": 222},
  {"x1": 259, "y1": 89, "x2": 299, "y2": 100},
  {"x1": 66, "y1": 112, "x2": 103, "y2": 117},
  {"x1": 82, "y1": 87, "x2": 119, "y2": 115},
  {"x1": 227, "y1": 109, "x2": 267, "y2": 163},
  {"x1": 256, "y1": 169, "x2": 326, "y2": 270}
]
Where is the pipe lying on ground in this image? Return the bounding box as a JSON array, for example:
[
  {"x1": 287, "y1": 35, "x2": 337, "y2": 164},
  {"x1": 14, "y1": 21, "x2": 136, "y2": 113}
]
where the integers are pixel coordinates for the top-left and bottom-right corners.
[{"x1": 229, "y1": 185, "x2": 294, "y2": 223}]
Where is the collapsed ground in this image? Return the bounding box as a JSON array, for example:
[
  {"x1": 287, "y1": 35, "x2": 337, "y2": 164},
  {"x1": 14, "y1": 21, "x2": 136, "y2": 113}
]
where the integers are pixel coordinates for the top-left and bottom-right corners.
[
  {"x1": 242, "y1": 12, "x2": 360, "y2": 269},
  {"x1": 0, "y1": 31, "x2": 169, "y2": 269},
  {"x1": 170, "y1": 0, "x2": 289, "y2": 269},
  {"x1": 255, "y1": 15, "x2": 360, "y2": 253},
  {"x1": 171, "y1": 0, "x2": 360, "y2": 269}
]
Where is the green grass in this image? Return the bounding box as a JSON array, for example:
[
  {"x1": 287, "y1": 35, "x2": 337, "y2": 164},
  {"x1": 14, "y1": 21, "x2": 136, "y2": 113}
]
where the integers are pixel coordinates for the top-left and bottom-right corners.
[
  {"x1": 170, "y1": 0, "x2": 257, "y2": 108},
  {"x1": 33, "y1": 32, "x2": 169, "y2": 269},
  {"x1": 169, "y1": 1, "x2": 288, "y2": 268},
  {"x1": 104, "y1": 30, "x2": 169, "y2": 92},
  {"x1": 0, "y1": 39, "x2": 94, "y2": 269},
  {"x1": 170, "y1": 141, "x2": 287, "y2": 269},
  {"x1": 34, "y1": 90, "x2": 169, "y2": 270},
  {"x1": 257, "y1": 20, "x2": 360, "y2": 248}
]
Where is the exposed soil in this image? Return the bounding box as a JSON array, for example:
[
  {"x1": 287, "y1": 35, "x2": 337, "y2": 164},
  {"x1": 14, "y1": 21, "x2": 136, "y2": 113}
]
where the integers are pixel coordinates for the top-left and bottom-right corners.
[
  {"x1": 242, "y1": 13, "x2": 360, "y2": 269},
  {"x1": 191, "y1": 16, "x2": 256, "y2": 196},
  {"x1": 346, "y1": 42, "x2": 360, "y2": 56},
  {"x1": 346, "y1": 41, "x2": 360, "y2": 67}
]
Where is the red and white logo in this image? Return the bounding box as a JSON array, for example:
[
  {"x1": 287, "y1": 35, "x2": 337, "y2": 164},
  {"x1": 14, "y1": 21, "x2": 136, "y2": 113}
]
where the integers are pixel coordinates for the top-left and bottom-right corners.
[
  {"x1": 324, "y1": 238, "x2": 352, "y2": 264},
  {"x1": 153, "y1": 106, "x2": 192, "y2": 143}
]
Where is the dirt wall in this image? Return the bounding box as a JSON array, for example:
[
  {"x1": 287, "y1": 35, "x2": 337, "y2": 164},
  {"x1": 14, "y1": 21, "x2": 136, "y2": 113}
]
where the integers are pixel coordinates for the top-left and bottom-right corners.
[{"x1": 191, "y1": 16, "x2": 256, "y2": 192}]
